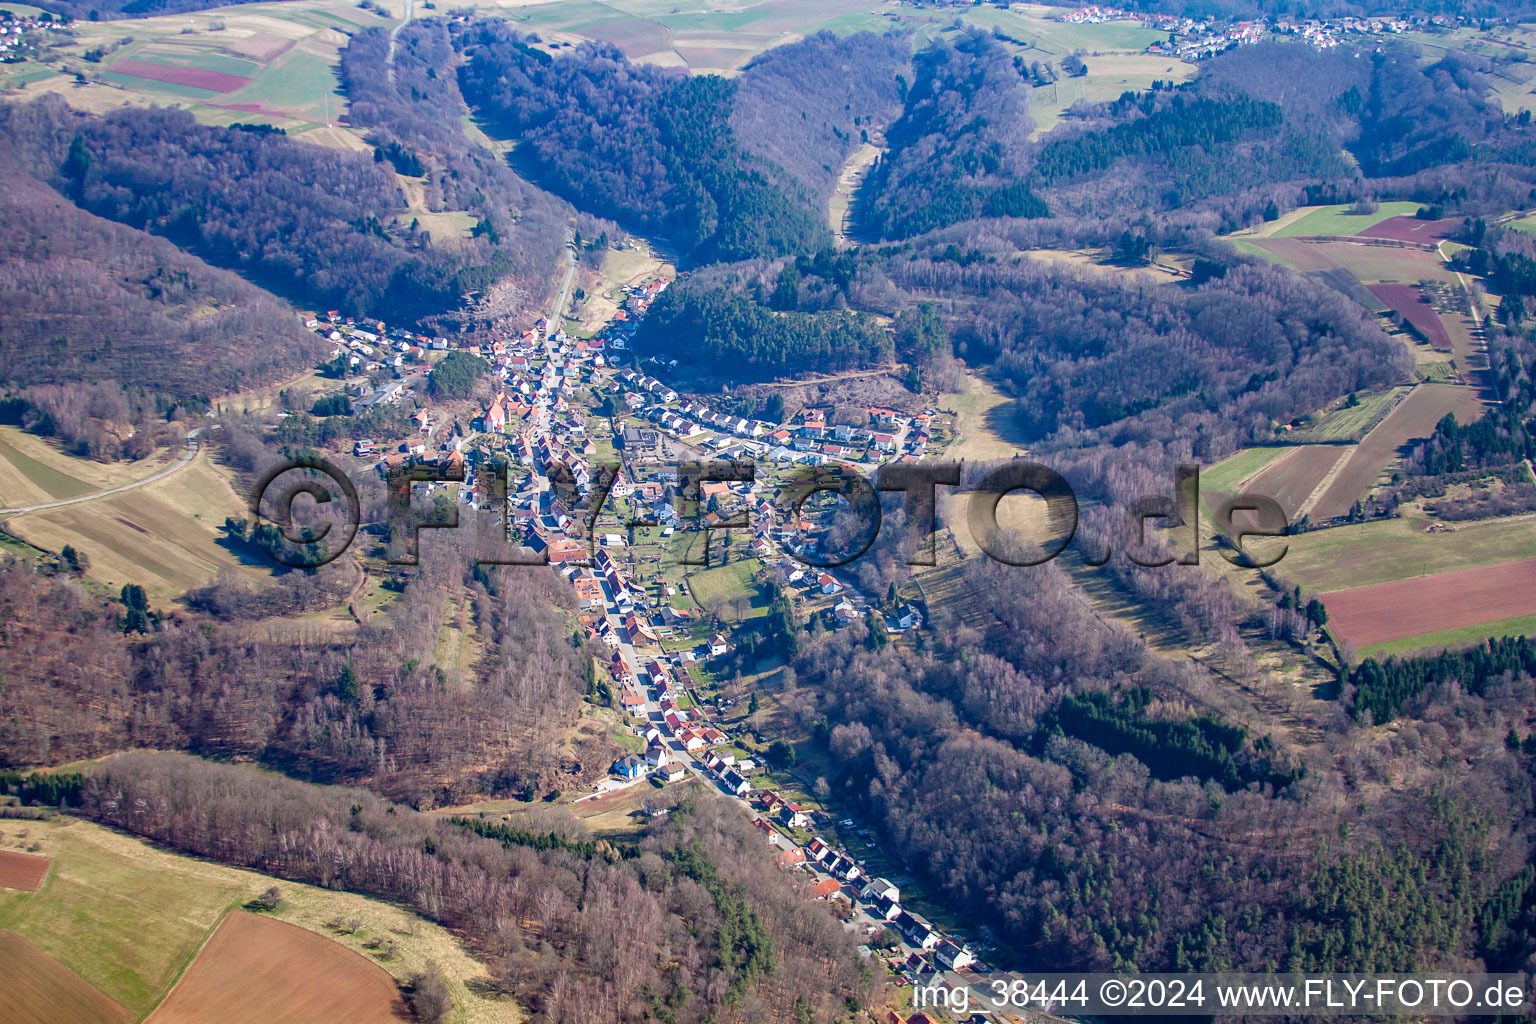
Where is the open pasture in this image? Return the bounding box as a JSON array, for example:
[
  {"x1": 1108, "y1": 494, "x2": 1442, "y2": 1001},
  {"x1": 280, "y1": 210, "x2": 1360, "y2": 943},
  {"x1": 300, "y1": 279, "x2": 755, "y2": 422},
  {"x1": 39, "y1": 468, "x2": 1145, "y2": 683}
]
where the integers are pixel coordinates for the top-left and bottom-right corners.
[
  {"x1": 5, "y1": 451, "x2": 262, "y2": 603},
  {"x1": 1323, "y1": 556, "x2": 1536, "y2": 650},
  {"x1": 1309, "y1": 384, "x2": 1485, "y2": 520},
  {"x1": 0, "y1": 426, "x2": 180, "y2": 509}
]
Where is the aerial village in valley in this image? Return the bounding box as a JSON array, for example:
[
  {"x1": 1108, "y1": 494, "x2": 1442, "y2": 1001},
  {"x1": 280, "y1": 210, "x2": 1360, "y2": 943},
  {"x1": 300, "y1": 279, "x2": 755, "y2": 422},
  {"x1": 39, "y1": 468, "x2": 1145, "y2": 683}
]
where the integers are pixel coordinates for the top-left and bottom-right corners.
[
  {"x1": 290, "y1": 249, "x2": 995, "y2": 1003},
  {"x1": 1056, "y1": 4, "x2": 1466, "y2": 60}
]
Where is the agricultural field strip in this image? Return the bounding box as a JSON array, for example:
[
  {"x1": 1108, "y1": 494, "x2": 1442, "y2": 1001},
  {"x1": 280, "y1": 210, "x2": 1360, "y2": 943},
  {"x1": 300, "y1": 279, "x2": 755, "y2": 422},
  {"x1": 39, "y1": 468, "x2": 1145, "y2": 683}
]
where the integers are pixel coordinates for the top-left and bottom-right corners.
[{"x1": 1322, "y1": 556, "x2": 1536, "y2": 648}]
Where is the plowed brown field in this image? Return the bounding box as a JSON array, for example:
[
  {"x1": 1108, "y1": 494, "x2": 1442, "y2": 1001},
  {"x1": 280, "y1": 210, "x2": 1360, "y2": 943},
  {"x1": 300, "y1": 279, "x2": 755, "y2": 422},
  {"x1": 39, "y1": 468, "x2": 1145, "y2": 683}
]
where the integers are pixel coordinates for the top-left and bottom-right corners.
[
  {"x1": 1368, "y1": 283, "x2": 1452, "y2": 350},
  {"x1": 0, "y1": 929, "x2": 131, "y2": 1024},
  {"x1": 0, "y1": 849, "x2": 50, "y2": 891},
  {"x1": 1358, "y1": 216, "x2": 1462, "y2": 242},
  {"x1": 1324, "y1": 556, "x2": 1536, "y2": 647},
  {"x1": 1244, "y1": 446, "x2": 1346, "y2": 520},
  {"x1": 145, "y1": 911, "x2": 410, "y2": 1024}
]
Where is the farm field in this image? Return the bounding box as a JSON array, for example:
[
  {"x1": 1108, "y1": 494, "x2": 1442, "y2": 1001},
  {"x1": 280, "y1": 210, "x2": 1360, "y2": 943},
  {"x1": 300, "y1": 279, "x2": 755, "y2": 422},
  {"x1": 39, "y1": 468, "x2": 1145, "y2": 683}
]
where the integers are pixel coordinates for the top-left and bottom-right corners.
[
  {"x1": 1242, "y1": 237, "x2": 1455, "y2": 282},
  {"x1": 1199, "y1": 446, "x2": 1288, "y2": 494},
  {"x1": 1231, "y1": 221, "x2": 1492, "y2": 381},
  {"x1": 1310, "y1": 384, "x2": 1486, "y2": 520},
  {"x1": 1360, "y1": 612, "x2": 1536, "y2": 660},
  {"x1": 1258, "y1": 202, "x2": 1424, "y2": 238},
  {"x1": 1244, "y1": 445, "x2": 1347, "y2": 521},
  {"x1": 145, "y1": 911, "x2": 411, "y2": 1024},
  {"x1": 1359, "y1": 216, "x2": 1463, "y2": 243},
  {"x1": 0, "y1": 929, "x2": 131, "y2": 1024},
  {"x1": 0, "y1": 850, "x2": 50, "y2": 891},
  {"x1": 0, "y1": 818, "x2": 244, "y2": 1015},
  {"x1": 0, "y1": 816, "x2": 521, "y2": 1024},
  {"x1": 1260, "y1": 514, "x2": 1536, "y2": 594},
  {"x1": 1322, "y1": 556, "x2": 1536, "y2": 650},
  {"x1": 4, "y1": 450, "x2": 260, "y2": 603},
  {"x1": 0, "y1": 427, "x2": 181, "y2": 509},
  {"x1": 1282, "y1": 387, "x2": 1407, "y2": 444},
  {"x1": 467, "y1": 0, "x2": 892, "y2": 72},
  {"x1": 3, "y1": 0, "x2": 382, "y2": 138},
  {"x1": 1369, "y1": 283, "x2": 1452, "y2": 350}
]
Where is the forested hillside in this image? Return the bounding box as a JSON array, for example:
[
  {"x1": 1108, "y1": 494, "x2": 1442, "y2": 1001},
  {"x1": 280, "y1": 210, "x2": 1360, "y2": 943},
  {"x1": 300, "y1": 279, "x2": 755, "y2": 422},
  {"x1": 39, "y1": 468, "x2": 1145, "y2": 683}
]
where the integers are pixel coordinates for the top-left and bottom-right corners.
[
  {"x1": 455, "y1": 23, "x2": 905, "y2": 263},
  {"x1": 857, "y1": 33, "x2": 1045, "y2": 239},
  {"x1": 634, "y1": 266, "x2": 893, "y2": 379},
  {"x1": 0, "y1": 150, "x2": 320, "y2": 397},
  {"x1": 57, "y1": 751, "x2": 876, "y2": 1023},
  {"x1": 784, "y1": 551, "x2": 1535, "y2": 974},
  {"x1": 0, "y1": 535, "x2": 597, "y2": 806},
  {"x1": 729, "y1": 30, "x2": 910, "y2": 203},
  {"x1": 38, "y1": 0, "x2": 262, "y2": 19},
  {"x1": 339, "y1": 22, "x2": 573, "y2": 326},
  {"x1": 0, "y1": 95, "x2": 537, "y2": 327}
]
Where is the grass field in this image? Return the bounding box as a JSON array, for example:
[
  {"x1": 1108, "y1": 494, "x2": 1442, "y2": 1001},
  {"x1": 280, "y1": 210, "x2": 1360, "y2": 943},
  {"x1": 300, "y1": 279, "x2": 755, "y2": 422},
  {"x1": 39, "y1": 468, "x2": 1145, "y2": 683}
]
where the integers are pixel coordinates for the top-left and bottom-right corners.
[
  {"x1": 1200, "y1": 447, "x2": 1288, "y2": 494},
  {"x1": 4, "y1": 449, "x2": 264, "y2": 603},
  {"x1": 1020, "y1": 53, "x2": 1195, "y2": 136},
  {"x1": 1360, "y1": 611, "x2": 1536, "y2": 659},
  {"x1": 940, "y1": 371, "x2": 1029, "y2": 462},
  {"x1": 1262, "y1": 513, "x2": 1536, "y2": 594},
  {"x1": 1281, "y1": 387, "x2": 1407, "y2": 444},
  {"x1": 0, "y1": 816, "x2": 521, "y2": 1024},
  {"x1": 1267, "y1": 202, "x2": 1426, "y2": 238},
  {"x1": 573, "y1": 244, "x2": 674, "y2": 336},
  {"x1": 0, "y1": 427, "x2": 181, "y2": 509},
  {"x1": 0, "y1": 819, "x2": 244, "y2": 1015},
  {"x1": 685, "y1": 557, "x2": 767, "y2": 620}
]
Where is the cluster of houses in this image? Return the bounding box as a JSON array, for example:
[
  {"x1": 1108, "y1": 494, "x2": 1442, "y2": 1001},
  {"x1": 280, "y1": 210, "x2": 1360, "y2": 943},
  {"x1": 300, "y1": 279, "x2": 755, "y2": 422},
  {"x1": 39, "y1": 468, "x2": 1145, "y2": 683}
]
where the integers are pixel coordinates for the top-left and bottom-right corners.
[
  {"x1": 0, "y1": 10, "x2": 66, "y2": 60},
  {"x1": 301, "y1": 263, "x2": 986, "y2": 997},
  {"x1": 1058, "y1": 4, "x2": 1465, "y2": 60},
  {"x1": 1053, "y1": 4, "x2": 1461, "y2": 59},
  {"x1": 612, "y1": 380, "x2": 935, "y2": 469}
]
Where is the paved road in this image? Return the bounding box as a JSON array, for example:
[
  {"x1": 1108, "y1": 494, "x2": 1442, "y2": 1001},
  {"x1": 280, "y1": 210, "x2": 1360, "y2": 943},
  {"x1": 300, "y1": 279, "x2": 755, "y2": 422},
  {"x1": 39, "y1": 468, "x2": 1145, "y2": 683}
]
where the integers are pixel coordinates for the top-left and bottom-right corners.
[{"x1": 0, "y1": 428, "x2": 206, "y2": 517}]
